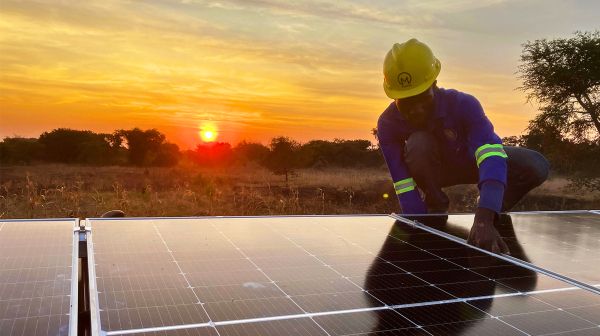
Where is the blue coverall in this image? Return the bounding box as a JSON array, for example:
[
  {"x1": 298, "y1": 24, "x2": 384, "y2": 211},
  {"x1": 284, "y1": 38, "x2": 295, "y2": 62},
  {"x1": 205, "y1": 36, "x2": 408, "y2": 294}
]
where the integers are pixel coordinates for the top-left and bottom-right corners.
[{"x1": 377, "y1": 87, "x2": 549, "y2": 214}]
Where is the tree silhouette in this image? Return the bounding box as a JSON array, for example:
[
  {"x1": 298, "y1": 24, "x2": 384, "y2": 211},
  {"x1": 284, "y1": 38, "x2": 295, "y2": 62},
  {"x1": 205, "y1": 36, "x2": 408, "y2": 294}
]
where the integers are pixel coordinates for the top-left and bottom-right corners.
[
  {"x1": 0, "y1": 137, "x2": 42, "y2": 165},
  {"x1": 518, "y1": 31, "x2": 600, "y2": 142},
  {"x1": 232, "y1": 141, "x2": 269, "y2": 164},
  {"x1": 265, "y1": 137, "x2": 300, "y2": 182},
  {"x1": 115, "y1": 128, "x2": 167, "y2": 166},
  {"x1": 38, "y1": 128, "x2": 114, "y2": 164},
  {"x1": 297, "y1": 139, "x2": 382, "y2": 168},
  {"x1": 153, "y1": 142, "x2": 180, "y2": 166}
]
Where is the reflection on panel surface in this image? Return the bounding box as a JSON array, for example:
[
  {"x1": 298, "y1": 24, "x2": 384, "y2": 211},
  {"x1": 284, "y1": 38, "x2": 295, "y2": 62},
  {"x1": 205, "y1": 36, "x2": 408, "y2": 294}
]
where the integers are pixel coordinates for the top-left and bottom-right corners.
[
  {"x1": 0, "y1": 219, "x2": 76, "y2": 336},
  {"x1": 89, "y1": 215, "x2": 599, "y2": 336},
  {"x1": 401, "y1": 212, "x2": 600, "y2": 287}
]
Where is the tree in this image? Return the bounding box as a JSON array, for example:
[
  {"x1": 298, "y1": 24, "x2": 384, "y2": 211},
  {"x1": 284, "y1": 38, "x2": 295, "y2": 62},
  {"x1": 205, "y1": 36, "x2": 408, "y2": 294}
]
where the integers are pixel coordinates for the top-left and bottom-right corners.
[
  {"x1": 501, "y1": 136, "x2": 523, "y2": 147},
  {"x1": 296, "y1": 139, "x2": 382, "y2": 168},
  {"x1": 115, "y1": 128, "x2": 167, "y2": 166},
  {"x1": 518, "y1": 31, "x2": 600, "y2": 142},
  {"x1": 38, "y1": 128, "x2": 115, "y2": 164},
  {"x1": 264, "y1": 137, "x2": 300, "y2": 182},
  {"x1": 0, "y1": 137, "x2": 43, "y2": 165},
  {"x1": 153, "y1": 143, "x2": 180, "y2": 167},
  {"x1": 297, "y1": 140, "x2": 333, "y2": 167},
  {"x1": 332, "y1": 139, "x2": 380, "y2": 167},
  {"x1": 232, "y1": 141, "x2": 269, "y2": 164}
]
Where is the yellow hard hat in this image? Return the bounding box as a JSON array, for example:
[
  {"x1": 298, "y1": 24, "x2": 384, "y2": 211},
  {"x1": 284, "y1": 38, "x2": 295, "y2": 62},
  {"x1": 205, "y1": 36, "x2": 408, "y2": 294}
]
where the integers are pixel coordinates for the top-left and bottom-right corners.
[{"x1": 383, "y1": 38, "x2": 441, "y2": 99}]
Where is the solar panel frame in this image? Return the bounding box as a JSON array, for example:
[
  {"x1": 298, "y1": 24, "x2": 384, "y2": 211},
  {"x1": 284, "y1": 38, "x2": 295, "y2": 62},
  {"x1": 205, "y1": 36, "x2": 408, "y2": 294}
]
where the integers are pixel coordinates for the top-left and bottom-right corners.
[
  {"x1": 505, "y1": 210, "x2": 591, "y2": 214},
  {"x1": 86, "y1": 221, "x2": 101, "y2": 336},
  {"x1": 0, "y1": 218, "x2": 79, "y2": 336},
  {"x1": 70, "y1": 220, "x2": 79, "y2": 336},
  {"x1": 86, "y1": 214, "x2": 600, "y2": 336}
]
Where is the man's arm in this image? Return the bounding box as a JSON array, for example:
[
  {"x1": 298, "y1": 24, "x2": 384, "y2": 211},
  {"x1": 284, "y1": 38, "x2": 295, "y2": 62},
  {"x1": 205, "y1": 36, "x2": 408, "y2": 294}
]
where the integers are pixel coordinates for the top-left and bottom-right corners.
[
  {"x1": 377, "y1": 117, "x2": 427, "y2": 214},
  {"x1": 461, "y1": 95, "x2": 510, "y2": 254}
]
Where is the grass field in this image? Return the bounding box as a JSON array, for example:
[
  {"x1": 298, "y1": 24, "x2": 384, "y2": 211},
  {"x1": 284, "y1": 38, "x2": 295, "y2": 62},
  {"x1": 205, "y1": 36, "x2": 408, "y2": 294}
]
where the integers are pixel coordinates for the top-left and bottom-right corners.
[{"x1": 0, "y1": 164, "x2": 598, "y2": 219}]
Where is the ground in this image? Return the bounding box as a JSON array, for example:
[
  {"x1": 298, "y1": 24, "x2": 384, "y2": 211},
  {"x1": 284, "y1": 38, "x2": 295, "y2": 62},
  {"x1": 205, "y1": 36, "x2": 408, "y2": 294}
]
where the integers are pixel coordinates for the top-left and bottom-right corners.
[{"x1": 0, "y1": 164, "x2": 598, "y2": 219}]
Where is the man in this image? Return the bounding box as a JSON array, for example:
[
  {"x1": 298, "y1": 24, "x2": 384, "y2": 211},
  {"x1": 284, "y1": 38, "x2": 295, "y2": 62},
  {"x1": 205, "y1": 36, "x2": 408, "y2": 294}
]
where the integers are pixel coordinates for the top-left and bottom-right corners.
[{"x1": 377, "y1": 38, "x2": 549, "y2": 254}]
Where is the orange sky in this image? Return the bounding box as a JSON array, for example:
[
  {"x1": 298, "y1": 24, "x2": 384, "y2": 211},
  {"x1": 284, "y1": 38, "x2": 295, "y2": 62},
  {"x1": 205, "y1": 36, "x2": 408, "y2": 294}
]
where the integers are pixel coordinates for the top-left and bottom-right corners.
[{"x1": 1, "y1": 0, "x2": 599, "y2": 149}]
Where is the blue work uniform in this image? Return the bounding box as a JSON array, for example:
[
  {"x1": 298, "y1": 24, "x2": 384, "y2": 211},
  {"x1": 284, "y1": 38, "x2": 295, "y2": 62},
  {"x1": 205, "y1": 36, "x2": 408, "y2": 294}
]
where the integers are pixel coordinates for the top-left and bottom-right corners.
[{"x1": 377, "y1": 87, "x2": 508, "y2": 214}]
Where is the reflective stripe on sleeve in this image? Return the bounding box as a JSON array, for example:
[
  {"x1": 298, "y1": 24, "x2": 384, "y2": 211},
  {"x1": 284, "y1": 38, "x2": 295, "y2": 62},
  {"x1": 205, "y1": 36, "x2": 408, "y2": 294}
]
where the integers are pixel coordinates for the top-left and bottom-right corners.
[
  {"x1": 394, "y1": 177, "x2": 416, "y2": 194},
  {"x1": 475, "y1": 143, "x2": 508, "y2": 167}
]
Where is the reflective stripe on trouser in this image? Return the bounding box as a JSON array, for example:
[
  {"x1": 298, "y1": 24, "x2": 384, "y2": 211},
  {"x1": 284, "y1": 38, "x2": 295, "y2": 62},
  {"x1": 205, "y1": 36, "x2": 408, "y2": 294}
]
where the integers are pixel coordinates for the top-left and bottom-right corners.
[
  {"x1": 394, "y1": 177, "x2": 416, "y2": 194},
  {"x1": 475, "y1": 144, "x2": 508, "y2": 167}
]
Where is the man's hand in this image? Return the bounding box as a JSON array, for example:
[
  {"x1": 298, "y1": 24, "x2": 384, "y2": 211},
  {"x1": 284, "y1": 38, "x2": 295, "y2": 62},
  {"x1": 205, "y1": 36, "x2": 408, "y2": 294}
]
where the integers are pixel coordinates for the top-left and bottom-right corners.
[{"x1": 467, "y1": 207, "x2": 510, "y2": 255}]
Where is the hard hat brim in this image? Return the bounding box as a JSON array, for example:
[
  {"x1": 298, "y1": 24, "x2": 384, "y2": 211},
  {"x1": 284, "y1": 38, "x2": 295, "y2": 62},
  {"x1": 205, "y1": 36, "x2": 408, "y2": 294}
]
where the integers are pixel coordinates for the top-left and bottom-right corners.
[{"x1": 383, "y1": 59, "x2": 441, "y2": 99}]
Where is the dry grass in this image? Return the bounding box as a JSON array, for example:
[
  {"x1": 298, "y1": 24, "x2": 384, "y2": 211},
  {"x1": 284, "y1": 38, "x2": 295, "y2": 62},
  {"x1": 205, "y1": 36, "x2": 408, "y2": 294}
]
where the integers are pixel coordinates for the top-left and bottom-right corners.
[
  {"x1": 295, "y1": 168, "x2": 390, "y2": 189},
  {"x1": 0, "y1": 164, "x2": 597, "y2": 219},
  {"x1": 0, "y1": 164, "x2": 395, "y2": 218}
]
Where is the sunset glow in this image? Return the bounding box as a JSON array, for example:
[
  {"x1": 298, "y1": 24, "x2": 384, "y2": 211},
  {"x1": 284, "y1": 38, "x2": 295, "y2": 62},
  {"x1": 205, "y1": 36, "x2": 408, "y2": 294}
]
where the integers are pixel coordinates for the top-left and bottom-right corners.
[
  {"x1": 199, "y1": 123, "x2": 218, "y2": 143},
  {"x1": 1, "y1": 1, "x2": 598, "y2": 148}
]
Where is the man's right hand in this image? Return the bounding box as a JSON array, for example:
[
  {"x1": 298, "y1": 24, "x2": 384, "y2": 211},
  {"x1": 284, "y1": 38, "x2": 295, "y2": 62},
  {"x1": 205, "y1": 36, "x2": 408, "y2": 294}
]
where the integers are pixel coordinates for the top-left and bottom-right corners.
[{"x1": 467, "y1": 207, "x2": 510, "y2": 255}]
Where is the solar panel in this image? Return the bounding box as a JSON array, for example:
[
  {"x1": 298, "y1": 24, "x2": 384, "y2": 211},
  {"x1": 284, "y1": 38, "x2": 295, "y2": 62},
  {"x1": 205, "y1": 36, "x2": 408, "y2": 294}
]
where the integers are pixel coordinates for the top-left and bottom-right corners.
[
  {"x1": 401, "y1": 211, "x2": 600, "y2": 288},
  {"x1": 0, "y1": 218, "x2": 78, "y2": 336},
  {"x1": 86, "y1": 215, "x2": 600, "y2": 336}
]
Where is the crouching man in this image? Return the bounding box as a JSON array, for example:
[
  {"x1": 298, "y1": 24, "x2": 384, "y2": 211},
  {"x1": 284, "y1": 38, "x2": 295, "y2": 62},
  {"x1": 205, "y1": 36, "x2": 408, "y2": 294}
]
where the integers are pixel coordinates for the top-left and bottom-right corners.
[{"x1": 377, "y1": 39, "x2": 549, "y2": 254}]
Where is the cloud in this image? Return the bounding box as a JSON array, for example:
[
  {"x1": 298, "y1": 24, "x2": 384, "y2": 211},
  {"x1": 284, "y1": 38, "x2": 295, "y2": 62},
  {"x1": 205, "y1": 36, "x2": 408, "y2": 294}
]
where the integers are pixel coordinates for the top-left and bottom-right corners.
[
  {"x1": 1, "y1": 0, "x2": 597, "y2": 144},
  {"x1": 196, "y1": 0, "x2": 432, "y2": 26}
]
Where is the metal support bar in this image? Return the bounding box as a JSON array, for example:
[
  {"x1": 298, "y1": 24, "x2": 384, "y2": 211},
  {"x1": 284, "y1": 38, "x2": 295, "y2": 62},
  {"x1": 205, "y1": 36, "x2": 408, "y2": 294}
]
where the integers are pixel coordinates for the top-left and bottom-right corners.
[
  {"x1": 85, "y1": 220, "x2": 102, "y2": 336},
  {"x1": 76, "y1": 224, "x2": 91, "y2": 336},
  {"x1": 69, "y1": 221, "x2": 80, "y2": 336}
]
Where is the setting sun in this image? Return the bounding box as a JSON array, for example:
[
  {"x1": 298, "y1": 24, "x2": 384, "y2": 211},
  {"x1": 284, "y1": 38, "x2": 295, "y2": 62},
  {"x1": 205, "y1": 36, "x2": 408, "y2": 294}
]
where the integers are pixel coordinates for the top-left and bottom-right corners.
[
  {"x1": 199, "y1": 124, "x2": 218, "y2": 142},
  {"x1": 202, "y1": 131, "x2": 214, "y2": 141}
]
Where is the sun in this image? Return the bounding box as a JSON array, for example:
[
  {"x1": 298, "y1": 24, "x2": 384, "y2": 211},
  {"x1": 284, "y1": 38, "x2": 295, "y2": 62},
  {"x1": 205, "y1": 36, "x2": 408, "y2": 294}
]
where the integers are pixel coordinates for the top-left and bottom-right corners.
[
  {"x1": 202, "y1": 130, "x2": 215, "y2": 141},
  {"x1": 199, "y1": 124, "x2": 218, "y2": 142}
]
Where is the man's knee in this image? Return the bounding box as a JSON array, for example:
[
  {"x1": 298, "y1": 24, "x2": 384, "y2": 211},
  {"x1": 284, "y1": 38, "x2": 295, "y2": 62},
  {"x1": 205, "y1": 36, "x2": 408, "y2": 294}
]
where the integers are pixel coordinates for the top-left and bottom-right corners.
[
  {"x1": 404, "y1": 131, "x2": 438, "y2": 171},
  {"x1": 531, "y1": 151, "x2": 550, "y2": 187},
  {"x1": 506, "y1": 147, "x2": 550, "y2": 188}
]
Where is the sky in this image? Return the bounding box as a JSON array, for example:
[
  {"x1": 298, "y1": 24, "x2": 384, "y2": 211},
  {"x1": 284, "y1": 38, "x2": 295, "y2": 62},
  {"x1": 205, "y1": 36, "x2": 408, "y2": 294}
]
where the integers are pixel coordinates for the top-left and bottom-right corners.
[{"x1": 1, "y1": 0, "x2": 599, "y2": 149}]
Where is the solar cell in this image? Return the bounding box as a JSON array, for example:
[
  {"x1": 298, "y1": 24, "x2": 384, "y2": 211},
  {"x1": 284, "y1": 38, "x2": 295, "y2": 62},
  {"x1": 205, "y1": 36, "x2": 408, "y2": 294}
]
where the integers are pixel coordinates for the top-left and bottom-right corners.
[
  {"x1": 87, "y1": 215, "x2": 600, "y2": 336},
  {"x1": 399, "y1": 211, "x2": 600, "y2": 287},
  {"x1": 0, "y1": 219, "x2": 78, "y2": 336}
]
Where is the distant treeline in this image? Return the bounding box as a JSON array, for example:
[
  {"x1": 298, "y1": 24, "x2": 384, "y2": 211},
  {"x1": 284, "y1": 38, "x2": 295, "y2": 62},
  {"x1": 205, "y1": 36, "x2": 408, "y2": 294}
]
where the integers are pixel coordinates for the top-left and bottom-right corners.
[
  {"x1": 0, "y1": 128, "x2": 181, "y2": 166},
  {"x1": 2, "y1": 126, "x2": 598, "y2": 178},
  {"x1": 0, "y1": 128, "x2": 384, "y2": 176}
]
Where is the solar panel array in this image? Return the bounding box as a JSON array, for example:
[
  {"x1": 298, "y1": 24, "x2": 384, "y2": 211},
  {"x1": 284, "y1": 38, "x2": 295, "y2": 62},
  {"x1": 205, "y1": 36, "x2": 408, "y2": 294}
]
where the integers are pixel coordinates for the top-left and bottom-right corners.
[
  {"x1": 87, "y1": 215, "x2": 600, "y2": 336},
  {"x1": 0, "y1": 219, "x2": 77, "y2": 336},
  {"x1": 410, "y1": 211, "x2": 600, "y2": 287}
]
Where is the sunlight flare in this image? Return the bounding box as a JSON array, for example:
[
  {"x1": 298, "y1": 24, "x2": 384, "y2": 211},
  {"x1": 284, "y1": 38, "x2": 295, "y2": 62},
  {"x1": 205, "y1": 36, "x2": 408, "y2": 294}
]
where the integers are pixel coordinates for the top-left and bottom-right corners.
[{"x1": 199, "y1": 123, "x2": 218, "y2": 142}]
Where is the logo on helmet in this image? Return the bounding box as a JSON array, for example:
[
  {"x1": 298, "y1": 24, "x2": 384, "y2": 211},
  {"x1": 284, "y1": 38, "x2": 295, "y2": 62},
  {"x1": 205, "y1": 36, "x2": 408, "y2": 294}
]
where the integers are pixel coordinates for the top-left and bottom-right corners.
[{"x1": 397, "y1": 72, "x2": 412, "y2": 88}]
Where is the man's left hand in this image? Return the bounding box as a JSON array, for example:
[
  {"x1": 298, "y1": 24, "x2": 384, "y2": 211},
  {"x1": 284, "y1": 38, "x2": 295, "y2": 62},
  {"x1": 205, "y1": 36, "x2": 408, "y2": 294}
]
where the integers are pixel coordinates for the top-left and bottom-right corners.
[{"x1": 467, "y1": 207, "x2": 510, "y2": 255}]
